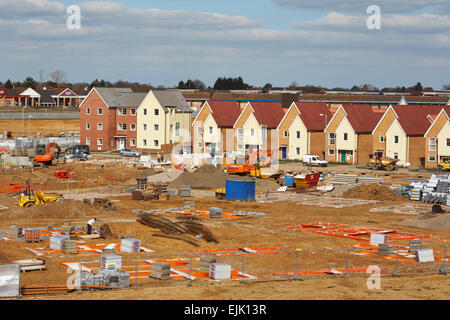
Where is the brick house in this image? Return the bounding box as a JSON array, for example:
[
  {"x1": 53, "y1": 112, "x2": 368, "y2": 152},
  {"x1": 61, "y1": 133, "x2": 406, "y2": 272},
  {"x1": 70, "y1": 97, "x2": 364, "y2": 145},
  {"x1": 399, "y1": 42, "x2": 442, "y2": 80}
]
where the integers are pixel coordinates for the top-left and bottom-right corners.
[{"x1": 80, "y1": 87, "x2": 147, "y2": 151}]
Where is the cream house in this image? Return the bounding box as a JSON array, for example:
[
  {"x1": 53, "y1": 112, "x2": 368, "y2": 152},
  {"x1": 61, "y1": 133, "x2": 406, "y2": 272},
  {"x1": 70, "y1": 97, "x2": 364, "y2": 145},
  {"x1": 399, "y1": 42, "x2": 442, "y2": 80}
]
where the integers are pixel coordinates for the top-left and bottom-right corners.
[
  {"x1": 137, "y1": 90, "x2": 193, "y2": 152},
  {"x1": 424, "y1": 107, "x2": 450, "y2": 168}
]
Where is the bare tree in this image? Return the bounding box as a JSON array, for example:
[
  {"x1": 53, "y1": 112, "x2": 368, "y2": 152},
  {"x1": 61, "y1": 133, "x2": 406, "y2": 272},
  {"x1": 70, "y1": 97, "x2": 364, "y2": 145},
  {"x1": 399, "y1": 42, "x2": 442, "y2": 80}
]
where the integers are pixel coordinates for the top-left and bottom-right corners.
[
  {"x1": 37, "y1": 69, "x2": 47, "y2": 85},
  {"x1": 49, "y1": 69, "x2": 67, "y2": 86}
]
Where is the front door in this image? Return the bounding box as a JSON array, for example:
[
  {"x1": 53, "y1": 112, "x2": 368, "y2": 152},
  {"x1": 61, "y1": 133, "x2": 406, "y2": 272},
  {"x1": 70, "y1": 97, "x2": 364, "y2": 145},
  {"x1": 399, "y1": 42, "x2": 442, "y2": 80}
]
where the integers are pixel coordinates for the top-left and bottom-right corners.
[
  {"x1": 281, "y1": 147, "x2": 287, "y2": 159},
  {"x1": 340, "y1": 150, "x2": 346, "y2": 162},
  {"x1": 118, "y1": 138, "x2": 126, "y2": 150}
]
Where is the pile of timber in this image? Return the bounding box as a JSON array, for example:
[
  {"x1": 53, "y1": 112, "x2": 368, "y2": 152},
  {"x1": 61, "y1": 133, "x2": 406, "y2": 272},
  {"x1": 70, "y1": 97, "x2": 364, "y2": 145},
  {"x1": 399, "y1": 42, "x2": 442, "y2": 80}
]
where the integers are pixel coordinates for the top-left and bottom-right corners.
[
  {"x1": 83, "y1": 198, "x2": 116, "y2": 211},
  {"x1": 21, "y1": 284, "x2": 74, "y2": 295}
]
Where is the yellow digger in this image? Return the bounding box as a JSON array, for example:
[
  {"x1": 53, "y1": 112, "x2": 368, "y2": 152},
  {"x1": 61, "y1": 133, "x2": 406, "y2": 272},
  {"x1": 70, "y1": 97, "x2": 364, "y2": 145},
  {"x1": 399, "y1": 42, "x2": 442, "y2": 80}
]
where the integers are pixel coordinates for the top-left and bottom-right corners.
[
  {"x1": 369, "y1": 155, "x2": 399, "y2": 171},
  {"x1": 17, "y1": 180, "x2": 63, "y2": 208},
  {"x1": 438, "y1": 156, "x2": 450, "y2": 171}
]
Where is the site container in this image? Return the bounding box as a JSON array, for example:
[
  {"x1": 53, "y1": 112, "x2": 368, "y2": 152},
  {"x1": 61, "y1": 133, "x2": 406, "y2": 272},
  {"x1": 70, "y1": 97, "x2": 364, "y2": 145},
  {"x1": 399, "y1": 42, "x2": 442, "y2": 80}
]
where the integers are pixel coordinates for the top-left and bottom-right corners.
[
  {"x1": 284, "y1": 175, "x2": 294, "y2": 187},
  {"x1": 225, "y1": 180, "x2": 255, "y2": 201}
]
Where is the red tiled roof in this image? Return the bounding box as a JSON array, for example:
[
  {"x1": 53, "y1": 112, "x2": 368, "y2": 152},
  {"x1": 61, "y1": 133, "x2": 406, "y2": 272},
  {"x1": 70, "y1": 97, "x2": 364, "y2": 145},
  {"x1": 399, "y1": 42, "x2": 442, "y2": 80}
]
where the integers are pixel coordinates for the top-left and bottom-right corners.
[
  {"x1": 248, "y1": 101, "x2": 285, "y2": 128},
  {"x1": 392, "y1": 105, "x2": 450, "y2": 136},
  {"x1": 294, "y1": 102, "x2": 333, "y2": 131},
  {"x1": 206, "y1": 101, "x2": 241, "y2": 128},
  {"x1": 342, "y1": 104, "x2": 384, "y2": 133}
]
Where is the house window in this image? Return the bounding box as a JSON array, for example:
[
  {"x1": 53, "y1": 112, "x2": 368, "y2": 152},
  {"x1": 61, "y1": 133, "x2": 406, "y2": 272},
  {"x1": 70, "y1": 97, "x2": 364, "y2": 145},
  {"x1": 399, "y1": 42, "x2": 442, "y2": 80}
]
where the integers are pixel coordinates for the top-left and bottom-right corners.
[
  {"x1": 97, "y1": 108, "x2": 103, "y2": 115},
  {"x1": 209, "y1": 127, "x2": 213, "y2": 134},
  {"x1": 197, "y1": 142, "x2": 202, "y2": 148},
  {"x1": 143, "y1": 124, "x2": 147, "y2": 131},
  {"x1": 86, "y1": 137, "x2": 90, "y2": 145},
  {"x1": 175, "y1": 122, "x2": 180, "y2": 136},
  {"x1": 86, "y1": 122, "x2": 90, "y2": 130},
  {"x1": 237, "y1": 144, "x2": 243, "y2": 151},
  {"x1": 428, "y1": 154, "x2": 436, "y2": 162},
  {"x1": 296, "y1": 147, "x2": 300, "y2": 155},
  {"x1": 118, "y1": 108, "x2": 127, "y2": 115},
  {"x1": 143, "y1": 109, "x2": 147, "y2": 116},
  {"x1": 379, "y1": 135, "x2": 385, "y2": 143},
  {"x1": 238, "y1": 128, "x2": 244, "y2": 141},
  {"x1": 154, "y1": 140, "x2": 159, "y2": 147},
  {"x1": 262, "y1": 125, "x2": 267, "y2": 140},
  {"x1": 130, "y1": 124, "x2": 136, "y2": 131},
  {"x1": 328, "y1": 149, "x2": 335, "y2": 156},
  {"x1": 329, "y1": 132, "x2": 335, "y2": 145},
  {"x1": 283, "y1": 130, "x2": 288, "y2": 138},
  {"x1": 296, "y1": 131, "x2": 300, "y2": 139},
  {"x1": 197, "y1": 127, "x2": 203, "y2": 140},
  {"x1": 393, "y1": 153, "x2": 399, "y2": 159},
  {"x1": 130, "y1": 139, "x2": 136, "y2": 147},
  {"x1": 118, "y1": 123, "x2": 127, "y2": 131},
  {"x1": 447, "y1": 139, "x2": 450, "y2": 147},
  {"x1": 154, "y1": 109, "x2": 159, "y2": 116},
  {"x1": 154, "y1": 124, "x2": 159, "y2": 131},
  {"x1": 130, "y1": 108, "x2": 136, "y2": 115},
  {"x1": 143, "y1": 139, "x2": 147, "y2": 147},
  {"x1": 97, "y1": 123, "x2": 103, "y2": 131},
  {"x1": 86, "y1": 107, "x2": 90, "y2": 115},
  {"x1": 251, "y1": 129, "x2": 255, "y2": 137},
  {"x1": 343, "y1": 133, "x2": 348, "y2": 141},
  {"x1": 394, "y1": 136, "x2": 399, "y2": 144},
  {"x1": 429, "y1": 138, "x2": 436, "y2": 151},
  {"x1": 97, "y1": 138, "x2": 103, "y2": 146}
]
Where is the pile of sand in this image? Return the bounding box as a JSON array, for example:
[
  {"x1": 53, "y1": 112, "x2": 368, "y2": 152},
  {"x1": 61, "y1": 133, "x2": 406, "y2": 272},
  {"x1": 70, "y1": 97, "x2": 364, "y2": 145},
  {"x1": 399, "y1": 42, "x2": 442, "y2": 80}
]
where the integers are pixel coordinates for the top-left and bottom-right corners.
[
  {"x1": 169, "y1": 165, "x2": 280, "y2": 192},
  {"x1": 342, "y1": 184, "x2": 406, "y2": 201},
  {"x1": 397, "y1": 213, "x2": 450, "y2": 230}
]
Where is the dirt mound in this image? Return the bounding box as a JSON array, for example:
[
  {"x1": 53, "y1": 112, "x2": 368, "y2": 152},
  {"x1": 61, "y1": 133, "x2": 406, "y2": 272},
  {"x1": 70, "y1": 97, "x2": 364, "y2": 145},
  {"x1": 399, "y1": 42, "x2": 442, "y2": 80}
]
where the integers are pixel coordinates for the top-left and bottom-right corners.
[
  {"x1": 0, "y1": 199, "x2": 102, "y2": 221},
  {"x1": 169, "y1": 165, "x2": 280, "y2": 192},
  {"x1": 342, "y1": 184, "x2": 405, "y2": 201},
  {"x1": 397, "y1": 213, "x2": 450, "y2": 230}
]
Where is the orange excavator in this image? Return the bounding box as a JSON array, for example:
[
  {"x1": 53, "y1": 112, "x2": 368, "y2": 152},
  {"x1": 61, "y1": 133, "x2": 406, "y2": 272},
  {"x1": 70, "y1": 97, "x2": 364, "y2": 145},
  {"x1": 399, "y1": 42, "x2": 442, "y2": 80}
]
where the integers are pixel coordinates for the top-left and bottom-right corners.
[
  {"x1": 226, "y1": 147, "x2": 272, "y2": 175},
  {"x1": 34, "y1": 142, "x2": 61, "y2": 166}
]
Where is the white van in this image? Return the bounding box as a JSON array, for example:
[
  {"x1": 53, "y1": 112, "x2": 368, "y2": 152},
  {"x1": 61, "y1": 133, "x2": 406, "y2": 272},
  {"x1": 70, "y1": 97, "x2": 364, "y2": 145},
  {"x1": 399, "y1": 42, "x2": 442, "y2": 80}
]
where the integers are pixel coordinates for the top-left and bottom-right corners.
[{"x1": 302, "y1": 154, "x2": 328, "y2": 167}]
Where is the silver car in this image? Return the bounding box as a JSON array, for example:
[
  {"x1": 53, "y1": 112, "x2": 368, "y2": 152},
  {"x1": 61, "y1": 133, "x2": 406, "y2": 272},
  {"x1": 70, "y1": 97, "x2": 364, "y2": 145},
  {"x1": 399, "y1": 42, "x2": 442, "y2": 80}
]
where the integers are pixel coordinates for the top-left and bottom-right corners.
[{"x1": 120, "y1": 148, "x2": 141, "y2": 157}]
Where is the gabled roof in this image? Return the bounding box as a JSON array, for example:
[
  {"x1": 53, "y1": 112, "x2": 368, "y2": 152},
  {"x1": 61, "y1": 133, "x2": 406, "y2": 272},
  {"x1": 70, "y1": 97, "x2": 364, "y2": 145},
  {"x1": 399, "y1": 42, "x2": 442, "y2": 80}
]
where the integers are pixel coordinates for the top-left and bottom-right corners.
[
  {"x1": 207, "y1": 101, "x2": 241, "y2": 128},
  {"x1": 392, "y1": 105, "x2": 450, "y2": 136},
  {"x1": 93, "y1": 87, "x2": 134, "y2": 107},
  {"x1": 36, "y1": 89, "x2": 56, "y2": 104},
  {"x1": 152, "y1": 90, "x2": 193, "y2": 113},
  {"x1": 294, "y1": 102, "x2": 332, "y2": 131},
  {"x1": 247, "y1": 101, "x2": 285, "y2": 129},
  {"x1": 341, "y1": 104, "x2": 384, "y2": 133}
]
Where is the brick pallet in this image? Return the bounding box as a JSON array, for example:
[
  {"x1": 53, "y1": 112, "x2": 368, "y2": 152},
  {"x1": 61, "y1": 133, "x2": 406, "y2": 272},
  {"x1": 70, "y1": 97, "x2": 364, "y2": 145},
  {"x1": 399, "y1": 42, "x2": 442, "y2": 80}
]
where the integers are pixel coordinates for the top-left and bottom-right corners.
[
  {"x1": 199, "y1": 255, "x2": 216, "y2": 273},
  {"x1": 150, "y1": 262, "x2": 171, "y2": 280}
]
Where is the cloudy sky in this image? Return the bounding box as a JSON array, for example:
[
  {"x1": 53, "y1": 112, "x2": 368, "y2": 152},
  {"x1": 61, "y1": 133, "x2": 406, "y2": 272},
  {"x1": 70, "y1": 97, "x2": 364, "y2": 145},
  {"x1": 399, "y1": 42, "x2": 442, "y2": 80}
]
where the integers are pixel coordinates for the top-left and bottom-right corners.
[{"x1": 0, "y1": 0, "x2": 449, "y2": 89}]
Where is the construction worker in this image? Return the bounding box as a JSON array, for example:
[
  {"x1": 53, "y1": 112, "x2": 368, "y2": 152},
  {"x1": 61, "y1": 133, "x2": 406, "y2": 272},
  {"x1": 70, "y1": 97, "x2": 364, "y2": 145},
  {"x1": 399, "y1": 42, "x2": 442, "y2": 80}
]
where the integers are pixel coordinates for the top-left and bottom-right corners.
[
  {"x1": 161, "y1": 151, "x2": 165, "y2": 162},
  {"x1": 156, "y1": 151, "x2": 162, "y2": 163},
  {"x1": 87, "y1": 217, "x2": 96, "y2": 235}
]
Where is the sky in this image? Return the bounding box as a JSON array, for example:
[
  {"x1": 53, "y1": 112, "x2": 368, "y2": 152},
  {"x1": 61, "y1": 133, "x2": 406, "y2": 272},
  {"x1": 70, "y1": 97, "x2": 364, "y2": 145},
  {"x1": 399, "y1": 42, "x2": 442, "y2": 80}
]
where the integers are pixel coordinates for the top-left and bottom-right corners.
[{"x1": 0, "y1": 0, "x2": 449, "y2": 89}]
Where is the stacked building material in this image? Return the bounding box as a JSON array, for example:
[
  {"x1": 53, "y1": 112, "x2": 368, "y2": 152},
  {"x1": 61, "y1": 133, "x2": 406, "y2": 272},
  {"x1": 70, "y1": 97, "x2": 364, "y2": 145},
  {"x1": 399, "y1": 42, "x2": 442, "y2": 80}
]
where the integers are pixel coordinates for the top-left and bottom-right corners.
[
  {"x1": 101, "y1": 253, "x2": 122, "y2": 271},
  {"x1": 160, "y1": 183, "x2": 168, "y2": 194},
  {"x1": 50, "y1": 234, "x2": 70, "y2": 250},
  {"x1": 209, "y1": 263, "x2": 231, "y2": 280},
  {"x1": 409, "y1": 187, "x2": 423, "y2": 201},
  {"x1": 408, "y1": 239, "x2": 422, "y2": 254},
  {"x1": 357, "y1": 176, "x2": 382, "y2": 185},
  {"x1": 183, "y1": 201, "x2": 195, "y2": 212},
  {"x1": 330, "y1": 174, "x2": 358, "y2": 185},
  {"x1": 209, "y1": 207, "x2": 222, "y2": 219},
  {"x1": 8, "y1": 225, "x2": 22, "y2": 238},
  {"x1": 415, "y1": 248, "x2": 435, "y2": 262},
  {"x1": 377, "y1": 243, "x2": 394, "y2": 256},
  {"x1": 436, "y1": 180, "x2": 450, "y2": 193},
  {"x1": 81, "y1": 270, "x2": 130, "y2": 287},
  {"x1": 24, "y1": 228, "x2": 40, "y2": 242},
  {"x1": 63, "y1": 240, "x2": 77, "y2": 254},
  {"x1": 150, "y1": 262, "x2": 171, "y2": 280},
  {"x1": 120, "y1": 238, "x2": 141, "y2": 253},
  {"x1": 199, "y1": 255, "x2": 216, "y2": 273},
  {"x1": 178, "y1": 185, "x2": 191, "y2": 197}
]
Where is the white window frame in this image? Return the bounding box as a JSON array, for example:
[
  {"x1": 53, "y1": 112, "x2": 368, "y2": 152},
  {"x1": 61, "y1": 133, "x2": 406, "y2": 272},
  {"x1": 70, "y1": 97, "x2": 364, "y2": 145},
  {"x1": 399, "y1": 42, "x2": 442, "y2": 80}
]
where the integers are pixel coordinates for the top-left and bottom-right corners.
[
  {"x1": 429, "y1": 138, "x2": 436, "y2": 152},
  {"x1": 130, "y1": 139, "x2": 136, "y2": 147},
  {"x1": 86, "y1": 107, "x2": 90, "y2": 115},
  {"x1": 209, "y1": 126, "x2": 213, "y2": 135},
  {"x1": 130, "y1": 108, "x2": 136, "y2": 115},
  {"x1": 394, "y1": 136, "x2": 399, "y2": 144},
  {"x1": 296, "y1": 147, "x2": 300, "y2": 155},
  {"x1": 86, "y1": 122, "x2": 90, "y2": 130},
  {"x1": 118, "y1": 123, "x2": 127, "y2": 131},
  {"x1": 97, "y1": 138, "x2": 103, "y2": 146},
  {"x1": 379, "y1": 134, "x2": 385, "y2": 143},
  {"x1": 251, "y1": 128, "x2": 255, "y2": 137},
  {"x1": 130, "y1": 123, "x2": 136, "y2": 131},
  {"x1": 428, "y1": 154, "x2": 436, "y2": 162},
  {"x1": 154, "y1": 140, "x2": 159, "y2": 147},
  {"x1": 154, "y1": 109, "x2": 159, "y2": 116},
  {"x1": 143, "y1": 124, "x2": 147, "y2": 131},
  {"x1": 283, "y1": 130, "x2": 288, "y2": 138},
  {"x1": 197, "y1": 126, "x2": 203, "y2": 140},
  {"x1": 329, "y1": 132, "x2": 335, "y2": 145},
  {"x1": 237, "y1": 144, "x2": 244, "y2": 151},
  {"x1": 86, "y1": 137, "x2": 90, "y2": 145},
  {"x1": 296, "y1": 131, "x2": 300, "y2": 139},
  {"x1": 237, "y1": 128, "x2": 244, "y2": 141},
  {"x1": 143, "y1": 109, "x2": 147, "y2": 116},
  {"x1": 328, "y1": 149, "x2": 335, "y2": 156},
  {"x1": 97, "y1": 108, "x2": 103, "y2": 115},
  {"x1": 343, "y1": 133, "x2": 348, "y2": 141},
  {"x1": 393, "y1": 152, "x2": 399, "y2": 159},
  {"x1": 143, "y1": 139, "x2": 147, "y2": 147},
  {"x1": 118, "y1": 108, "x2": 127, "y2": 115},
  {"x1": 97, "y1": 123, "x2": 103, "y2": 131},
  {"x1": 197, "y1": 142, "x2": 202, "y2": 149},
  {"x1": 262, "y1": 125, "x2": 267, "y2": 141},
  {"x1": 154, "y1": 124, "x2": 159, "y2": 131}
]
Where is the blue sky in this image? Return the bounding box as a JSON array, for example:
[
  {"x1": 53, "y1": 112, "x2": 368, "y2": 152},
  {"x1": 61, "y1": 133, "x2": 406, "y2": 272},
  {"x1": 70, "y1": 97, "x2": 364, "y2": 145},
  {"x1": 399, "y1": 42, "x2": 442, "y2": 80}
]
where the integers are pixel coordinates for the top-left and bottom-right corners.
[{"x1": 1, "y1": 0, "x2": 449, "y2": 89}]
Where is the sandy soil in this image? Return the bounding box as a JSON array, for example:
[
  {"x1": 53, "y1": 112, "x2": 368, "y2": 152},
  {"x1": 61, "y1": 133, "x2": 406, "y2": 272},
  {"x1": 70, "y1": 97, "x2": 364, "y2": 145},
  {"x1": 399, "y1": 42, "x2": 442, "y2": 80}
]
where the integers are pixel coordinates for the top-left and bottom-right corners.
[{"x1": 0, "y1": 119, "x2": 80, "y2": 137}]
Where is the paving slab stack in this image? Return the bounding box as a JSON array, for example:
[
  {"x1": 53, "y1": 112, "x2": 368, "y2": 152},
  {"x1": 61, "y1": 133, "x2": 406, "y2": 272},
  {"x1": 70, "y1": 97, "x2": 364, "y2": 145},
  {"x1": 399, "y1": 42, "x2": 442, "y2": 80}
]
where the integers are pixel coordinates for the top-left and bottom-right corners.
[
  {"x1": 209, "y1": 207, "x2": 222, "y2": 219},
  {"x1": 330, "y1": 174, "x2": 358, "y2": 185},
  {"x1": 183, "y1": 201, "x2": 195, "y2": 212},
  {"x1": 101, "y1": 253, "x2": 122, "y2": 271},
  {"x1": 50, "y1": 234, "x2": 70, "y2": 250},
  {"x1": 8, "y1": 225, "x2": 22, "y2": 238},
  {"x1": 357, "y1": 176, "x2": 382, "y2": 185},
  {"x1": 150, "y1": 262, "x2": 171, "y2": 280},
  {"x1": 408, "y1": 239, "x2": 422, "y2": 254},
  {"x1": 178, "y1": 185, "x2": 191, "y2": 197},
  {"x1": 209, "y1": 263, "x2": 231, "y2": 280},
  {"x1": 63, "y1": 240, "x2": 77, "y2": 254},
  {"x1": 120, "y1": 238, "x2": 141, "y2": 253},
  {"x1": 199, "y1": 255, "x2": 216, "y2": 273},
  {"x1": 81, "y1": 270, "x2": 130, "y2": 287},
  {"x1": 407, "y1": 174, "x2": 450, "y2": 203},
  {"x1": 377, "y1": 243, "x2": 394, "y2": 256}
]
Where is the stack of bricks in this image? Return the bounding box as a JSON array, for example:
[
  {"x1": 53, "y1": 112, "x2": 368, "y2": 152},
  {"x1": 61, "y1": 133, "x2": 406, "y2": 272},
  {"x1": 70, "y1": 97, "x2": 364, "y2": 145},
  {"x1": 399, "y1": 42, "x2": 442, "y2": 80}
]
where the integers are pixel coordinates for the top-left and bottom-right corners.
[
  {"x1": 199, "y1": 255, "x2": 216, "y2": 273},
  {"x1": 183, "y1": 201, "x2": 195, "y2": 212},
  {"x1": 377, "y1": 243, "x2": 394, "y2": 256},
  {"x1": 150, "y1": 262, "x2": 171, "y2": 280},
  {"x1": 8, "y1": 225, "x2": 22, "y2": 238},
  {"x1": 63, "y1": 240, "x2": 77, "y2": 254},
  {"x1": 408, "y1": 239, "x2": 422, "y2": 254}
]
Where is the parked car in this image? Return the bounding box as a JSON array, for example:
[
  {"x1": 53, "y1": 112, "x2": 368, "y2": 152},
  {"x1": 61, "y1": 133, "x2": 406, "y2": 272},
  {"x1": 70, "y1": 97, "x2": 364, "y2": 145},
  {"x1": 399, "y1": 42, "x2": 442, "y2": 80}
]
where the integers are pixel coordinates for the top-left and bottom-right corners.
[
  {"x1": 302, "y1": 154, "x2": 328, "y2": 167},
  {"x1": 120, "y1": 148, "x2": 141, "y2": 157},
  {"x1": 65, "y1": 145, "x2": 90, "y2": 156}
]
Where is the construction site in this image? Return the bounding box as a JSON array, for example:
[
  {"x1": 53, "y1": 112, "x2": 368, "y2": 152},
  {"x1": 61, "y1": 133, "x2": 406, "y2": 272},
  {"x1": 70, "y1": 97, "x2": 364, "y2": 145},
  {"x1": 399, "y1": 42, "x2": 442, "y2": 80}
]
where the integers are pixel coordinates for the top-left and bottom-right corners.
[{"x1": 0, "y1": 141, "x2": 448, "y2": 301}]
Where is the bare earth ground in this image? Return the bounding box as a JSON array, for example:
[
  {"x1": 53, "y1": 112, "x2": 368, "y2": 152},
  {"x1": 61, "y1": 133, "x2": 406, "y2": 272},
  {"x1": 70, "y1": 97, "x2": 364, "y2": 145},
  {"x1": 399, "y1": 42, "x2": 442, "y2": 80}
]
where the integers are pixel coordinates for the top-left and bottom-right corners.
[
  {"x1": 0, "y1": 119, "x2": 80, "y2": 137},
  {"x1": 0, "y1": 159, "x2": 449, "y2": 300}
]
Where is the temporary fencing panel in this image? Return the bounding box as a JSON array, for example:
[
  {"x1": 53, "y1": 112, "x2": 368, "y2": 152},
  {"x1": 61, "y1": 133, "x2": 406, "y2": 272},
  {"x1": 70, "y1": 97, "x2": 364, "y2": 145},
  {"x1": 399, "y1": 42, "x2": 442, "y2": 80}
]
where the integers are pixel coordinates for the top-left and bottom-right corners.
[{"x1": 0, "y1": 264, "x2": 21, "y2": 297}]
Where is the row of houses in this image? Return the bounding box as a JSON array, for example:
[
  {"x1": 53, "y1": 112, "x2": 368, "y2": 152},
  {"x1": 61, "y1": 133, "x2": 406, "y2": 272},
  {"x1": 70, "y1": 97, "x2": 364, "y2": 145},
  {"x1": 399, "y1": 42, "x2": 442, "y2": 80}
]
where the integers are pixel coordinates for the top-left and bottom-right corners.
[
  {"x1": 0, "y1": 87, "x2": 88, "y2": 108},
  {"x1": 80, "y1": 87, "x2": 450, "y2": 169}
]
